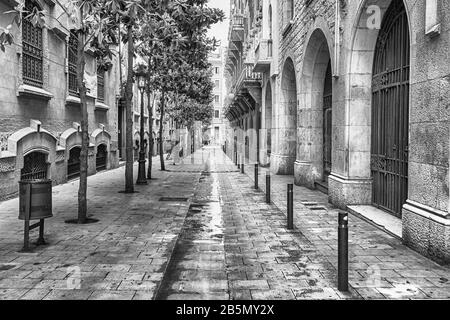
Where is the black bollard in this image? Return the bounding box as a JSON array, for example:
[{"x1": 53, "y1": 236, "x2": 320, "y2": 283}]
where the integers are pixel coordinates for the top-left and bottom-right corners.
[
  {"x1": 338, "y1": 211, "x2": 349, "y2": 292},
  {"x1": 254, "y1": 164, "x2": 258, "y2": 189},
  {"x1": 287, "y1": 184, "x2": 294, "y2": 230},
  {"x1": 241, "y1": 158, "x2": 245, "y2": 174},
  {"x1": 266, "y1": 172, "x2": 271, "y2": 204}
]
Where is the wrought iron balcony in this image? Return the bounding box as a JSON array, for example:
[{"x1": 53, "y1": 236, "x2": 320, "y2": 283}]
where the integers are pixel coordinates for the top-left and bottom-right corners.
[
  {"x1": 230, "y1": 13, "x2": 245, "y2": 42},
  {"x1": 231, "y1": 64, "x2": 262, "y2": 95},
  {"x1": 253, "y1": 39, "x2": 273, "y2": 73}
]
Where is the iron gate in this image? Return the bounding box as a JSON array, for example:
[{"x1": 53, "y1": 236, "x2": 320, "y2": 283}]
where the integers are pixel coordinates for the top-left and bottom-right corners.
[
  {"x1": 21, "y1": 152, "x2": 48, "y2": 181},
  {"x1": 323, "y1": 60, "x2": 332, "y2": 180},
  {"x1": 371, "y1": 0, "x2": 409, "y2": 217},
  {"x1": 67, "y1": 147, "x2": 81, "y2": 180},
  {"x1": 96, "y1": 144, "x2": 107, "y2": 172}
]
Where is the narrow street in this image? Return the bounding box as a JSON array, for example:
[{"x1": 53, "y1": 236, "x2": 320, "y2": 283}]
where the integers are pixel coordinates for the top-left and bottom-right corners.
[{"x1": 0, "y1": 146, "x2": 448, "y2": 300}]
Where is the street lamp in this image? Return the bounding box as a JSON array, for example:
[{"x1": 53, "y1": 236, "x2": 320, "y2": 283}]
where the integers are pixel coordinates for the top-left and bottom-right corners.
[{"x1": 136, "y1": 65, "x2": 148, "y2": 185}]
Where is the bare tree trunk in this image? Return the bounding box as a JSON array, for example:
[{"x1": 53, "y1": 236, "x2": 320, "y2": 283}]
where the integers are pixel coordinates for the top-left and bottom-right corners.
[
  {"x1": 124, "y1": 25, "x2": 134, "y2": 193},
  {"x1": 147, "y1": 88, "x2": 153, "y2": 179},
  {"x1": 76, "y1": 32, "x2": 88, "y2": 224},
  {"x1": 159, "y1": 89, "x2": 165, "y2": 171}
]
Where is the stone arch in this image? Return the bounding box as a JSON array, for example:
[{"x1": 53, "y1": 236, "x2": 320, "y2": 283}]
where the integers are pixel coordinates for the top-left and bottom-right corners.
[
  {"x1": 296, "y1": 28, "x2": 333, "y2": 188},
  {"x1": 7, "y1": 121, "x2": 57, "y2": 182},
  {"x1": 329, "y1": 0, "x2": 413, "y2": 210},
  {"x1": 91, "y1": 127, "x2": 112, "y2": 170},
  {"x1": 61, "y1": 125, "x2": 83, "y2": 181},
  {"x1": 273, "y1": 56, "x2": 297, "y2": 175}
]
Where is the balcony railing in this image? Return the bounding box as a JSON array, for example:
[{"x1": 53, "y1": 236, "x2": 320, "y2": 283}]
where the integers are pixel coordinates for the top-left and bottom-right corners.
[
  {"x1": 232, "y1": 13, "x2": 244, "y2": 27},
  {"x1": 231, "y1": 65, "x2": 262, "y2": 94},
  {"x1": 254, "y1": 39, "x2": 273, "y2": 73}
]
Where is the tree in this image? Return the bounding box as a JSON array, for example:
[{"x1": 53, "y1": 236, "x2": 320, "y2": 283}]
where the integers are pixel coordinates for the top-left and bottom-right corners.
[
  {"x1": 1, "y1": 0, "x2": 118, "y2": 224},
  {"x1": 140, "y1": 0, "x2": 224, "y2": 168}
]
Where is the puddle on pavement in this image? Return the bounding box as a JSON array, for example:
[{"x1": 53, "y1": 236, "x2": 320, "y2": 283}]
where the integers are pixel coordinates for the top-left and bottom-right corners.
[{"x1": 156, "y1": 149, "x2": 228, "y2": 300}]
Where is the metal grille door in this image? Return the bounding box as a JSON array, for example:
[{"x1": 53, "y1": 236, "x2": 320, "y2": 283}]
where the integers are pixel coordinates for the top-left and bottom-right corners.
[
  {"x1": 67, "y1": 147, "x2": 81, "y2": 180},
  {"x1": 371, "y1": 0, "x2": 409, "y2": 217},
  {"x1": 96, "y1": 144, "x2": 107, "y2": 172},
  {"x1": 21, "y1": 152, "x2": 48, "y2": 181},
  {"x1": 323, "y1": 61, "x2": 332, "y2": 179}
]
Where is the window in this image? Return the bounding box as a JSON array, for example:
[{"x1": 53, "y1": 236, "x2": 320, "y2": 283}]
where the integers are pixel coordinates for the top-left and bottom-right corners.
[
  {"x1": 215, "y1": 67, "x2": 220, "y2": 74},
  {"x1": 215, "y1": 80, "x2": 220, "y2": 89},
  {"x1": 22, "y1": 0, "x2": 43, "y2": 88},
  {"x1": 68, "y1": 33, "x2": 79, "y2": 96},
  {"x1": 214, "y1": 95, "x2": 220, "y2": 104},
  {"x1": 215, "y1": 110, "x2": 220, "y2": 118},
  {"x1": 97, "y1": 67, "x2": 105, "y2": 103},
  {"x1": 269, "y1": 5, "x2": 273, "y2": 39}
]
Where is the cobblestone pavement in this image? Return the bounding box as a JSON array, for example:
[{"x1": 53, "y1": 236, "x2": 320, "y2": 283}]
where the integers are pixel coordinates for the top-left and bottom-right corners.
[
  {"x1": 0, "y1": 147, "x2": 449, "y2": 300},
  {"x1": 0, "y1": 154, "x2": 204, "y2": 300},
  {"x1": 242, "y1": 159, "x2": 450, "y2": 299}
]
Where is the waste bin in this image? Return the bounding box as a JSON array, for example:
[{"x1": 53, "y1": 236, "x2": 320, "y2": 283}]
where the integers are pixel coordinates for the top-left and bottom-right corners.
[{"x1": 19, "y1": 180, "x2": 53, "y2": 221}]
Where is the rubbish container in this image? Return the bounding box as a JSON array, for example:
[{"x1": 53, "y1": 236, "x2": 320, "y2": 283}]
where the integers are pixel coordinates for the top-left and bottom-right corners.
[{"x1": 19, "y1": 180, "x2": 53, "y2": 221}]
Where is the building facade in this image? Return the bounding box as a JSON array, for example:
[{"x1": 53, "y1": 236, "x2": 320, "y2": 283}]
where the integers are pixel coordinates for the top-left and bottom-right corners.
[
  {"x1": 224, "y1": 0, "x2": 450, "y2": 263},
  {"x1": 205, "y1": 47, "x2": 228, "y2": 146},
  {"x1": 0, "y1": 0, "x2": 121, "y2": 200}
]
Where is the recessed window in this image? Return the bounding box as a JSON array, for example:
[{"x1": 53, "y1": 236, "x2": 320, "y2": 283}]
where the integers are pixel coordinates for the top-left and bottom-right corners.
[
  {"x1": 68, "y1": 32, "x2": 79, "y2": 96},
  {"x1": 22, "y1": 0, "x2": 43, "y2": 88},
  {"x1": 215, "y1": 110, "x2": 220, "y2": 118},
  {"x1": 97, "y1": 67, "x2": 105, "y2": 103},
  {"x1": 215, "y1": 95, "x2": 220, "y2": 104},
  {"x1": 215, "y1": 80, "x2": 220, "y2": 88},
  {"x1": 215, "y1": 67, "x2": 220, "y2": 74}
]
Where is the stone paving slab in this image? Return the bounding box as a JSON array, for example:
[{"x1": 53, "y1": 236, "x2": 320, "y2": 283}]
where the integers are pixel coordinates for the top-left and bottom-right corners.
[
  {"x1": 1, "y1": 147, "x2": 449, "y2": 300},
  {"x1": 240, "y1": 156, "x2": 450, "y2": 299},
  {"x1": 0, "y1": 154, "x2": 206, "y2": 300}
]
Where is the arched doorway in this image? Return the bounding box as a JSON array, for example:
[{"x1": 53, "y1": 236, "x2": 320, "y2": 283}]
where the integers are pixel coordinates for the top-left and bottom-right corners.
[
  {"x1": 296, "y1": 28, "x2": 332, "y2": 189},
  {"x1": 96, "y1": 144, "x2": 108, "y2": 172},
  {"x1": 21, "y1": 152, "x2": 48, "y2": 181},
  {"x1": 67, "y1": 146, "x2": 81, "y2": 180},
  {"x1": 371, "y1": 0, "x2": 410, "y2": 217}
]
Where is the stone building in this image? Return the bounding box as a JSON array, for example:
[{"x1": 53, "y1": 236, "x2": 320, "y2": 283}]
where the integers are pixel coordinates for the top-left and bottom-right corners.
[
  {"x1": 224, "y1": 0, "x2": 449, "y2": 263},
  {"x1": 0, "y1": 0, "x2": 121, "y2": 200},
  {"x1": 206, "y1": 47, "x2": 228, "y2": 146}
]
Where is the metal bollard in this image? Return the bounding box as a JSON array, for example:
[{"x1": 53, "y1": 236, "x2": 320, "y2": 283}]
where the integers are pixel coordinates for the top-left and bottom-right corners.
[
  {"x1": 266, "y1": 172, "x2": 271, "y2": 204},
  {"x1": 338, "y1": 211, "x2": 349, "y2": 292},
  {"x1": 237, "y1": 153, "x2": 240, "y2": 169},
  {"x1": 241, "y1": 159, "x2": 245, "y2": 174},
  {"x1": 254, "y1": 164, "x2": 258, "y2": 189},
  {"x1": 287, "y1": 184, "x2": 294, "y2": 230}
]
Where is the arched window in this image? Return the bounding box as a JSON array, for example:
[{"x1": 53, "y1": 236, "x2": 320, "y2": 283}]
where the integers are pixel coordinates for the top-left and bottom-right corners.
[
  {"x1": 68, "y1": 32, "x2": 79, "y2": 96},
  {"x1": 21, "y1": 152, "x2": 48, "y2": 181},
  {"x1": 22, "y1": 0, "x2": 43, "y2": 88},
  {"x1": 67, "y1": 147, "x2": 81, "y2": 180}
]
